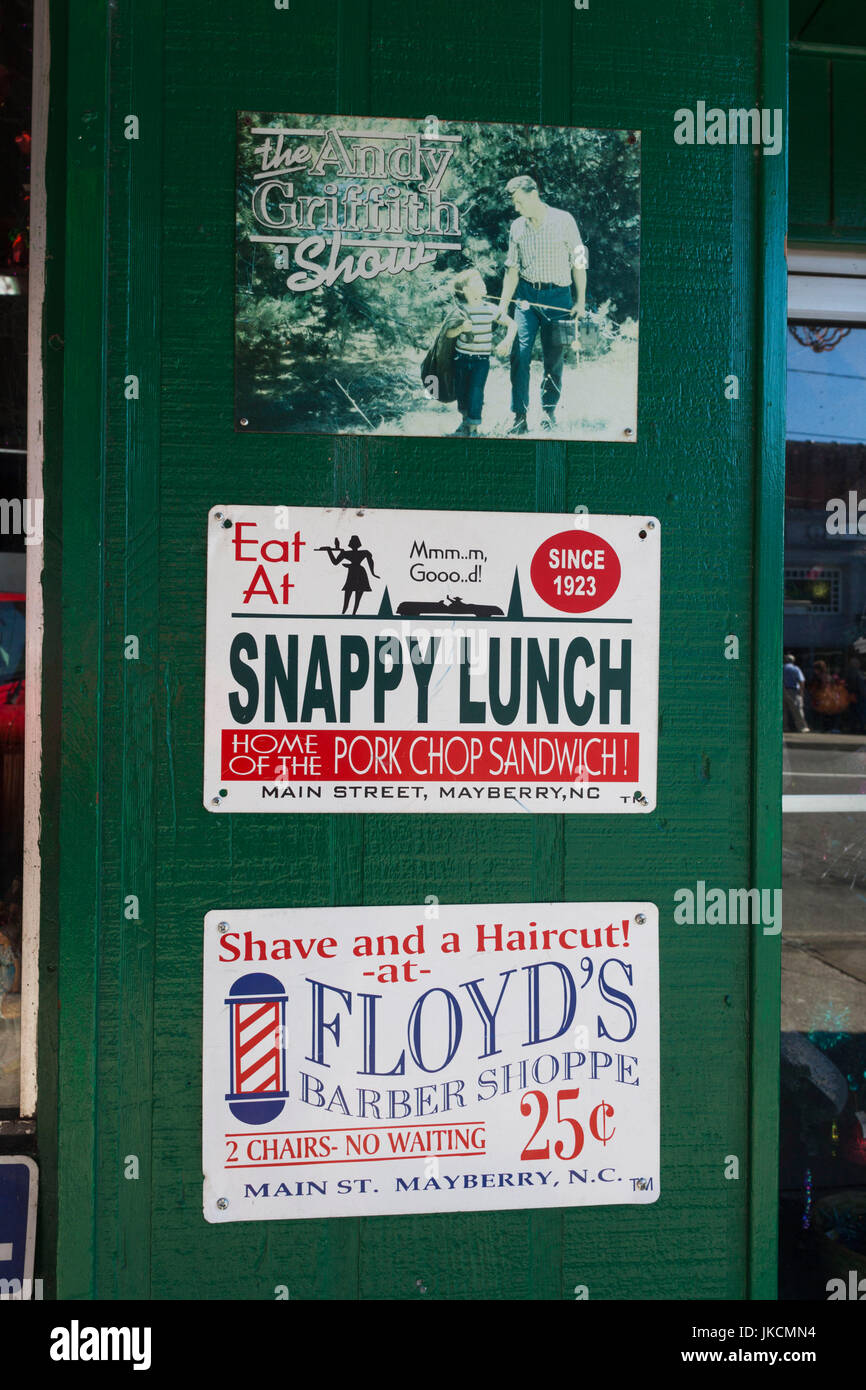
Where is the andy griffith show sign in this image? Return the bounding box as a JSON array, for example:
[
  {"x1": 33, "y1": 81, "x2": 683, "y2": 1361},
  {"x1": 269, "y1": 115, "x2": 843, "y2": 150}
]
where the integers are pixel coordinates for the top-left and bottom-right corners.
[
  {"x1": 235, "y1": 113, "x2": 640, "y2": 440},
  {"x1": 202, "y1": 902, "x2": 660, "y2": 1222},
  {"x1": 203, "y1": 505, "x2": 660, "y2": 814}
]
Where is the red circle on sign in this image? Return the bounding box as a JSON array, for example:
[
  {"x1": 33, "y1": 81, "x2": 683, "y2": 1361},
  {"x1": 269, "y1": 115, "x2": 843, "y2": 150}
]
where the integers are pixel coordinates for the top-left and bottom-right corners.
[{"x1": 530, "y1": 530, "x2": 621, "y2": 613}]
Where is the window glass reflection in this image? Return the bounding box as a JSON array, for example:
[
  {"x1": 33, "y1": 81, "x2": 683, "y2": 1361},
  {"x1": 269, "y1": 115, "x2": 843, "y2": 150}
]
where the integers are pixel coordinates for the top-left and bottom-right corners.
[
  {"x1": 783, "y1": 326, "x2": 866, "y2": 792},
  {"x1": 781, "y1": 321, "x2": 866, "y2": 1299},
  {"x1": 780, "y1": 813, "x2": 866, "y2": 1297}
]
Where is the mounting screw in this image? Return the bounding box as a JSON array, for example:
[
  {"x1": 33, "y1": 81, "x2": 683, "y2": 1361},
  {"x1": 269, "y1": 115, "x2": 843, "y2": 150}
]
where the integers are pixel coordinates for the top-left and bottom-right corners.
[
  {"x1": 218, "y1": 921, "x2": 230, "y2": 933},
  {"x1": 634, "y1": 913, "x2": 646, "y2": 925},
  {"x1": 646, "y1": 520, "x2": 655, "y2": 529},
  {"x1": 239, "y1": 418, "x2": 249, "y2": 427},
  {"x1": 216, "y1": 1198, "x2": 229, "y2": 1211}
]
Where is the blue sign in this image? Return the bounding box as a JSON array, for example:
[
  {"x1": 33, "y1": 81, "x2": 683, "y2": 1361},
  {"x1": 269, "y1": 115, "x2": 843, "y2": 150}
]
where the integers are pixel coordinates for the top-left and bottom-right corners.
[{"x1": 0, "y1": 1156, "x2": 38, "y2": 1297}]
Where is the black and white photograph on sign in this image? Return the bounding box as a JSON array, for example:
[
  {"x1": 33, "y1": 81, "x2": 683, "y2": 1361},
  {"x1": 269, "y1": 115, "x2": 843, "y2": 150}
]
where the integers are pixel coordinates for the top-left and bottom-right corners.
[{"x1": 236, "y1": 114, "x2": 640, "y2": 440}]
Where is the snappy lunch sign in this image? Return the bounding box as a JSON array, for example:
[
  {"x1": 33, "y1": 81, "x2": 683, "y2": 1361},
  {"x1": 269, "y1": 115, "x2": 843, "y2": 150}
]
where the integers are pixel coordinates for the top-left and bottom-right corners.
[{"x1": 203, "y1": 505, "x2": 660, "y2": 813}]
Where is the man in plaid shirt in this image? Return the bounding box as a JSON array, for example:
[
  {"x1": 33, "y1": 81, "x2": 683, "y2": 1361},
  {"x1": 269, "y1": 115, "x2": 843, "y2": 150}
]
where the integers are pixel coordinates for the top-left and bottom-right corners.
[{"x1": 496, "y1": 175, "x2": 587, "y2": 434}]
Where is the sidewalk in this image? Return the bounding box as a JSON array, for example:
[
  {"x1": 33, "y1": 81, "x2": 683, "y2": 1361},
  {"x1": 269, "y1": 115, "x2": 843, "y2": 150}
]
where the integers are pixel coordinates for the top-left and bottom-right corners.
[{"x1": 784, "y1": 731, "x2": 866, "y2": 751}]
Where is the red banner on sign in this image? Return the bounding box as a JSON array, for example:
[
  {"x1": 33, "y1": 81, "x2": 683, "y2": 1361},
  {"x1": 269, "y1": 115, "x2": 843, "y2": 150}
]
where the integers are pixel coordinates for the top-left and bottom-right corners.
[{"x1": 220, "y1": 729, "x2": 639, "y2": 782}]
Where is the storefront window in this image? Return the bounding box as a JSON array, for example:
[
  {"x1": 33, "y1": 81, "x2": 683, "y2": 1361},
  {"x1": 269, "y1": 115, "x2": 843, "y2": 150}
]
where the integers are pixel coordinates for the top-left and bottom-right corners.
[
  {"x1": 781, "y1": 322, "x2": 866, "y2": 1297},
  {"x1": 0, "y1": 1, "x2": 30, "y2": 1112}
]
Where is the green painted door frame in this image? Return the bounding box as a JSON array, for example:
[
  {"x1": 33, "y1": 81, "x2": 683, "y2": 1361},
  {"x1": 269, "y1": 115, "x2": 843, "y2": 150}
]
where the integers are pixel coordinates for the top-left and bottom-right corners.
[{"x1": 36, "y1": 0, "x2": 786, "y2": 1300}]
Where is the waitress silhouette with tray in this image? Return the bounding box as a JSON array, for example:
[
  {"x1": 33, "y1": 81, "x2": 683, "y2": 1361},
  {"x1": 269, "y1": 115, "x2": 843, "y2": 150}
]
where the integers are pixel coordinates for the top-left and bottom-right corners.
[{"x1": 317, "y1": 535, "x2": 379, "y2": 615}]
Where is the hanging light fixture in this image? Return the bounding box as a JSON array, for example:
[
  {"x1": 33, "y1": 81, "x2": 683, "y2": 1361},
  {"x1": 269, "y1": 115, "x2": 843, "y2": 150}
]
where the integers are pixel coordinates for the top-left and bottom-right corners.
[{"x1": 789, "y1": 324, "x2": 852, "y2": 353}]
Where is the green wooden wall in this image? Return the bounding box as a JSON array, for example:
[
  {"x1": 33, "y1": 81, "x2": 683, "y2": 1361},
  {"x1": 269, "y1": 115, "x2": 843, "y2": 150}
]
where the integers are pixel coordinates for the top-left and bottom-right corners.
[
  {"x1": 789, "y1": 48, "x2": 866, "y2": 240},
  {"x1": 788, "y1": 0, "x2": 866, "y2": 241},
  {"x1": 38, "y1": 0, "x2": 786, "y2": 1300}
]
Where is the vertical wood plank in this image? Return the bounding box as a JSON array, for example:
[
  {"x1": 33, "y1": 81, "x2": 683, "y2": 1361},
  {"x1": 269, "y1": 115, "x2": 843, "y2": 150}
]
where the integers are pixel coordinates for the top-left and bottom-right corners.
[
  {"x1": 55, "y1": 0, "x2": 109, "y2": 1300},
  {"x1": 832, "y1": 59, "x2": 866, "y2": 227},
  {"x1": 106, "y1": 0, "x2": 165, "y2": 1299},
  {"x1": 36, "y1": 0, "x2": 70, "y2": 1302},
  {"x1": 524, "y1": 0, "x2": 575, "y2": 1300},
  {"x1": 314, "y1": 0, "x2": 376, "y2": 1298},
  {"x1": 747, "y1": 0, "x2": 787, "y2": 1302},
  {"x1": 338, "y1": 0, "x2": 372, "y2": 117},
  {"x1": 788, "y1": 55, "x2": 831, "y2": 228}
]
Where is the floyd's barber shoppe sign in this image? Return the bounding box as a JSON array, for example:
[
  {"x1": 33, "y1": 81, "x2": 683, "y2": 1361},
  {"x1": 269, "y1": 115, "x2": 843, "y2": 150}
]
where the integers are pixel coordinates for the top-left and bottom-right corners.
[
  {"x1": 203, "y1": 506, "x2": 660, "y2": 813},
  {"x1": 202, "y1": 903, "x2": 659, "y2": 1222}
]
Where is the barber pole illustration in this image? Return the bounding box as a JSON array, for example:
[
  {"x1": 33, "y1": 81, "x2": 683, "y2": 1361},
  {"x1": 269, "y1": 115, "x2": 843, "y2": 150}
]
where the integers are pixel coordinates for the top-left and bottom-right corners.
[{"x1": 224, "y1": 972, "x2": 290, "y2": 1124}]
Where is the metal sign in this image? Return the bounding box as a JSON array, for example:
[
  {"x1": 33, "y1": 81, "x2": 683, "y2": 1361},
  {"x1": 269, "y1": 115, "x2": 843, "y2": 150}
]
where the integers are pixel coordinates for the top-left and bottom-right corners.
[
  {"x1": 203, "y1": 903, "x2": 659, "y2": 1222},
  {"x1": 235, "y1": 113, "x2": 641, "y2": 441},
  {"x1": 204, "y1": 506, "x2": 660, "y2": 813},
  {"x1": 0, "y1": 1156, "x2": 38, "y2": 1298}
]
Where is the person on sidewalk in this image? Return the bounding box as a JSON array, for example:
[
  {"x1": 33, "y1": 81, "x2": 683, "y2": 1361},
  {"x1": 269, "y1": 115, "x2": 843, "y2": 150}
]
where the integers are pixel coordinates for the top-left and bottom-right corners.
[
  {"x1": 496, "y1": 175, "x2": 587, "y2": 434},
  {"x1": 807, "y1": 658, "x2": 833, "y2": 733},
  {"x1": 783, "y1": 652, "x2": 810, "y2": 732}
]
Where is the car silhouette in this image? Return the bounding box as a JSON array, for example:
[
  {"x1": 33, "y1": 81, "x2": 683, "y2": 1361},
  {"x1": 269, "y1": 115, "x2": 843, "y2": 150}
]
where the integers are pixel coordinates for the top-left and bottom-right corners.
[{"x1": 396, "y1": 595, "x2": 504, "y2": 618}]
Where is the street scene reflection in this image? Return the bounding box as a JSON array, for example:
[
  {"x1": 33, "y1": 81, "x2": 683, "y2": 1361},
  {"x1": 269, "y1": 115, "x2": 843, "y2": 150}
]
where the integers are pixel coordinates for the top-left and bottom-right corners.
[{"x1": 780, "y1": 324, "x2": 866, "y2": 1296}]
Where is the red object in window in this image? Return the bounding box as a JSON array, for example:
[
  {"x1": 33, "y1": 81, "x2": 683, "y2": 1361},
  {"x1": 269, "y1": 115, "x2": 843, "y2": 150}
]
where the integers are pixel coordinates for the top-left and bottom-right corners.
[
  {"x1": 843, "y1": 1111, "x2": 866, "y2": 1166},
  {"x1": 0, "y1": 593, "x2": 25, "y2": 748}
]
